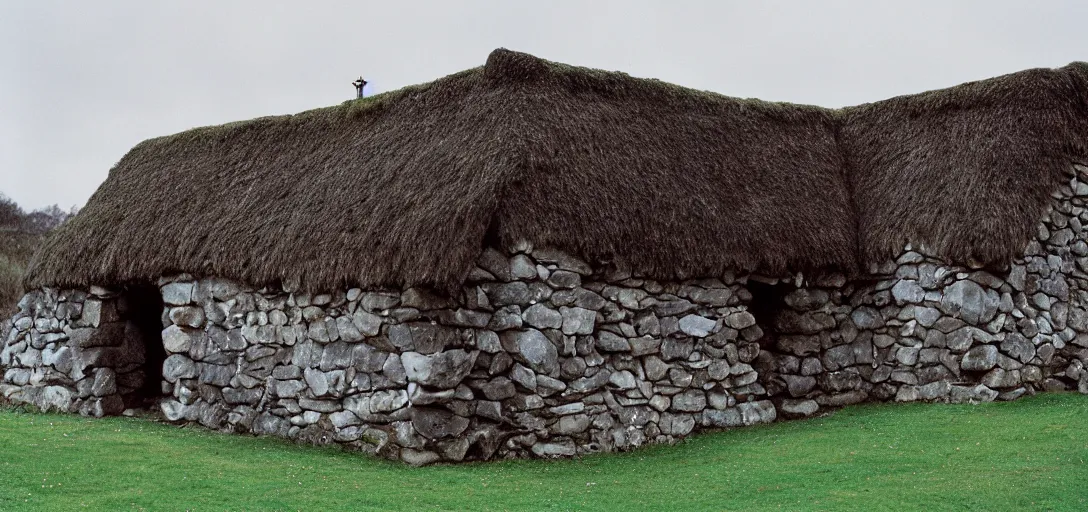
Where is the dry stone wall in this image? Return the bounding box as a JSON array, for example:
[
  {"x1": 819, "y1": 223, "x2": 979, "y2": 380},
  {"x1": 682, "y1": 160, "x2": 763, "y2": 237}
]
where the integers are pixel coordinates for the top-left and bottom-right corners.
[
  {"x1": 1, "y1": 287, "x2": 147, "y2": 416},
  {"x1": 152, "y1": 251, "x2": 774, "y2": 464},
  {"x1": 755, "y1": 163, "x2": 1088, "y2": 415}
]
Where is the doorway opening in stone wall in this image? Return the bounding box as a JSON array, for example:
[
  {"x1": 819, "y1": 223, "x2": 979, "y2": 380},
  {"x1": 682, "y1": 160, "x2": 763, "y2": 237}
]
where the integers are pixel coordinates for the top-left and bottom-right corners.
[
  {"x1": 121, "y1": 283, "x2": 169, "y2": 408},
  {"x1": 745, "y1": 279, "x2": 788, "y2": 353},
  {"x1": 745, "y1": 278, "x2": 792, "y2": 398}
]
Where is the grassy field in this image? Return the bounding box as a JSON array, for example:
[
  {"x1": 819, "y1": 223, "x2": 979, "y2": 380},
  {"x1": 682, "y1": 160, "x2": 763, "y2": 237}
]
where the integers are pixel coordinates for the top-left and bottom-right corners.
[{"x1": 0, "y1": 394, "x2": 1085, "y2": 511}]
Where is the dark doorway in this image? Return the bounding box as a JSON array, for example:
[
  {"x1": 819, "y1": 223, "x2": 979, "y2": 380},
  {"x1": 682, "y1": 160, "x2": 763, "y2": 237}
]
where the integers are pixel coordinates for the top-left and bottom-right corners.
[
  {"x1": 746, "y1": 279, "x2": 792, "y2": 398},
  {"x1": 123, "y1": 283, "x2": 168, "y2": 406},
  {"x1": 746, "y1": 279, "x2": 788, "y2": 352}
]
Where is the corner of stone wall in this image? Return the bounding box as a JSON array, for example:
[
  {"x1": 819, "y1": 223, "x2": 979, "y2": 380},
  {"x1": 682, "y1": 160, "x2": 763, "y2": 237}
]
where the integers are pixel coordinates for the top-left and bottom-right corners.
[
  {"x1": 153, "y1": 244, "x2": 782, "y2": 464},
  {"x1": 752, "y1": 164, "x2": 1088, "y2": 414}
]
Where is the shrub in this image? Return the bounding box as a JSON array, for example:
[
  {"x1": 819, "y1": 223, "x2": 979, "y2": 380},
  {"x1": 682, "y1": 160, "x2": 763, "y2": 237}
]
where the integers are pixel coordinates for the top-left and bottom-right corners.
[{"x1": 0, "y1": 232, "x2": 42, "y2": 315}]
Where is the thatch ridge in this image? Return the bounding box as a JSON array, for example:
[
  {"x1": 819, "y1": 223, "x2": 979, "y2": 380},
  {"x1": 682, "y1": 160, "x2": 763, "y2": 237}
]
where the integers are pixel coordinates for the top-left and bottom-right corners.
[{"x1": 23, "y1": 49, "x2": 1088, "y2": 291}]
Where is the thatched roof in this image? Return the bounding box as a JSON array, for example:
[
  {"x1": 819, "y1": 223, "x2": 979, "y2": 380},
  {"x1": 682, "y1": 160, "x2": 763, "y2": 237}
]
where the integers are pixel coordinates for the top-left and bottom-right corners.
[
  {"x1": 841, "y1": 61, "x2": 1088, "y2": 268},
  {"x1": 25, "y1": 50, "x2": 1088, "y2": 291}
]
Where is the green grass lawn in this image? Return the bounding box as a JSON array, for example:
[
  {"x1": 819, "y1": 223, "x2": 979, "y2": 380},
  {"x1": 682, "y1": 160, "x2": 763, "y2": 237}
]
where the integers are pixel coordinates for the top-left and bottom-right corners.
[{"x1": 1, "y1": 393, "x2": 1086, "y2": 511}]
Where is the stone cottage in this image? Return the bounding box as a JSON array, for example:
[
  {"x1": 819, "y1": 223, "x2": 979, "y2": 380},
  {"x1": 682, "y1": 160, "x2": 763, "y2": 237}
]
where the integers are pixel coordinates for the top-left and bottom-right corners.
[{"x1": 3, "y1": 49, "x2": 1087, "y2": 465}]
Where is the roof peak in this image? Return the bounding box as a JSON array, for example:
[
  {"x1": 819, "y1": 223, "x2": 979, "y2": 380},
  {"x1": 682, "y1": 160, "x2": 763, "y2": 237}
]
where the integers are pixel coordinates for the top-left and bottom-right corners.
[{"x1": 484, "y1": 48, "x2": 549, "y2": 85}]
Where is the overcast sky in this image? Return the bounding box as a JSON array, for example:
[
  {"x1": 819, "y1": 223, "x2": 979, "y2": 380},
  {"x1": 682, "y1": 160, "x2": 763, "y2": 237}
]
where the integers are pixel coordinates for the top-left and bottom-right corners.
[{"x1": 2, "y1": 1, "x2": 1086, "y2": 210}]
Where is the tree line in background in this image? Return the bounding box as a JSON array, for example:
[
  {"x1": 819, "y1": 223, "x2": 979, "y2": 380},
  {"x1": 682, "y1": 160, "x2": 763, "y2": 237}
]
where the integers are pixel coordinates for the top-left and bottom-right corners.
[
  {"x1": 1, "y1": 192, "x2": 79, "y2": 318},
  {"x1": 1, "y1": 192, "x2": 78, "y2": 234}
]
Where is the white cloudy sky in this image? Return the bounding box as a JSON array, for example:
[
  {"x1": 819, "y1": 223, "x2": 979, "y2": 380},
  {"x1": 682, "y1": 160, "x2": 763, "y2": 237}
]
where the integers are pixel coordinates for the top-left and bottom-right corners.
[{"x1": 1, "y1": 0, "x2": 1086, "y2": 210}]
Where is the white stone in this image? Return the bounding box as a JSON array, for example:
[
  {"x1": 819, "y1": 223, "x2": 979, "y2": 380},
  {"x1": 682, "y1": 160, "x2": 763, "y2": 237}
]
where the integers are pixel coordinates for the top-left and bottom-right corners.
[
  {"x1": 162, "y1": 325, "x2": 198, "y2": 353},
  {"x1": 678, "y1": 314, "x2": 716, "y2": 337},
  {"x1": 169, "y1": 306, "x2": 205, "y2": 328},
  {"x1": 160, "y1": 400, "x2": 186, "y2": 421},
  {"x1": 161, "y1": 282, "x2": 194, "y2": 306}
]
